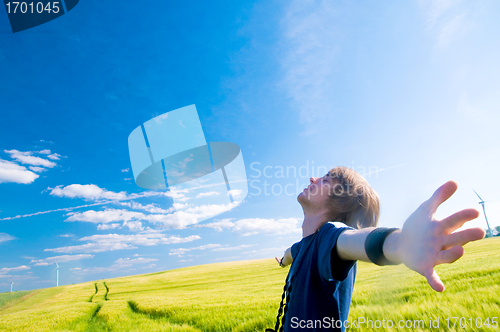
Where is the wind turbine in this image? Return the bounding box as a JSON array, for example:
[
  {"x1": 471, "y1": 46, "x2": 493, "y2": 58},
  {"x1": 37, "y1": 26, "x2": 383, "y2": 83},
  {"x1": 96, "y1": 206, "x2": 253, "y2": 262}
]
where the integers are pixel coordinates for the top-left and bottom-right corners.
[
  {"x1": 473, "y1": 189, "x2": 492, "y2": 238},
  {"x1": 10, "y1": 278, "x2": 13, "y2": 292},
  {"x1": 55, "y1": 262, "x2": 59, "y2": 287}
]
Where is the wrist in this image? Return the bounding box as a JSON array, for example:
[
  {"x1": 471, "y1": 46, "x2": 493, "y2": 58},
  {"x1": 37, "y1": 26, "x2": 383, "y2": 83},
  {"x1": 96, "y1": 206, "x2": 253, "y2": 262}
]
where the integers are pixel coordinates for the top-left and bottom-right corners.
[{"x1": 383, "y1": 229, "x2": 402, "y2": 265}]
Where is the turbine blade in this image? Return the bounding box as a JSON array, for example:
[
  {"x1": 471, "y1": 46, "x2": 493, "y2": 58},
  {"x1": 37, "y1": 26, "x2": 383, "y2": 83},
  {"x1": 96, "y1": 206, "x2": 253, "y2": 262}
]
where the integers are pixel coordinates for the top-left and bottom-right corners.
[{"x1": 473, "y1": 189, "x2": 484, "y2": 202}]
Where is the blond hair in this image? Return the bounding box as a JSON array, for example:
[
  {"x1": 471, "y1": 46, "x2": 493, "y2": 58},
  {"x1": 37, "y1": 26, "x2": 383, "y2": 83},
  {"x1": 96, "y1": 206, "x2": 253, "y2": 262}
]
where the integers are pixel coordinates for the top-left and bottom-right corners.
[{"x1": 324, "y1": 166, "x2": 380, "y2": 229}]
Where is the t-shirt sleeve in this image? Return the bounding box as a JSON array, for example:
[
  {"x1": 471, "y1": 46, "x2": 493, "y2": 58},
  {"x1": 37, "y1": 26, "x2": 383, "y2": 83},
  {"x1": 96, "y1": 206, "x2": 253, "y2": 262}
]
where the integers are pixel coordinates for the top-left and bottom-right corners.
[
  {"x1": 317, "y1": 225, "x2": 356, "y2": 282},
  {"x1": 290, "y1": 241, "x2": 301, "y2": 261}
]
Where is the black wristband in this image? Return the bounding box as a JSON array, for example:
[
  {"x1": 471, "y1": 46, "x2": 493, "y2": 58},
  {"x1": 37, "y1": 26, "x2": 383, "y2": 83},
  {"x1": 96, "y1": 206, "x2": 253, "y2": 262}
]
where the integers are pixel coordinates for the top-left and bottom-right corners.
[{"x1": 365, "y1": 228, "x2": 399, "y2": 266}]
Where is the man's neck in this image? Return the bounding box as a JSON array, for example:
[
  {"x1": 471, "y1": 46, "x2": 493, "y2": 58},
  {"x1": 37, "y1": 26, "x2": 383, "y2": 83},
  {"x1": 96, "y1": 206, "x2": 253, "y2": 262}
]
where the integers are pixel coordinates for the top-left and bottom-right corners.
[{"x1": 302, "y1": 212, "x2": 329, "y2": 238}]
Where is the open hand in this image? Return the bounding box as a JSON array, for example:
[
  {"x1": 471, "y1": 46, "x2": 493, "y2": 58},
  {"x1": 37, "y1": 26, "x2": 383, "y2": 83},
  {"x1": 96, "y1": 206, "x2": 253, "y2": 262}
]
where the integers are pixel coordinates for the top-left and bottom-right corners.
[{"x1": 397, "y1": 181, "x2": 485, "y2": 292}]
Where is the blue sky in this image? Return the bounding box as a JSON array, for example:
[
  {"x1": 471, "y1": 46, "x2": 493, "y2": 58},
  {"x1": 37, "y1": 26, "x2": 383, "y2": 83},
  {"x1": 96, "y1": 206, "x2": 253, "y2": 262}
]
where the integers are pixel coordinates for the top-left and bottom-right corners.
[{"x1": 1, "y1": 0, "x2": 500, "y2": 292}]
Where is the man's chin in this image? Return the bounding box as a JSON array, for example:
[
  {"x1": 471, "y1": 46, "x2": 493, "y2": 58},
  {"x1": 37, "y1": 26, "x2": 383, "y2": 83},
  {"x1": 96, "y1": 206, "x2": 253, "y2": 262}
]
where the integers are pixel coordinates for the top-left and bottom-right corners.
[{"x1": 297, "y1": 191, "x2": 307, "y2": 203}]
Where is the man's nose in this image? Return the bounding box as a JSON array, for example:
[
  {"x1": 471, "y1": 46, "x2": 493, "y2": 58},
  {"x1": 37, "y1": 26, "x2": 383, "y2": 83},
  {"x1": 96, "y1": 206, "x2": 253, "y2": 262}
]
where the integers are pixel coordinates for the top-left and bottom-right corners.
[{"x1": 310, "y1": 177, "x2": 318, "y2": 184}]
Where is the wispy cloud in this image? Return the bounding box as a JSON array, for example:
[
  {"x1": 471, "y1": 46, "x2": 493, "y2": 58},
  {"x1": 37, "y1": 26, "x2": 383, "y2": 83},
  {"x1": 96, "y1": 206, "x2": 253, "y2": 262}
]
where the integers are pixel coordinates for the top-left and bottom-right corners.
[
  {"x1": 169, "y1": 243, "x2": 222, "y2": 256},
  {"x1": 0, "y1": 201, "x2": 111, "y2": 221},
  {"x1": 212, "y1": 244, "x2": 256, "y2": 252},
  {"x1": 280, "y1": 0, "x2": 340, "y2": 136},
  {"x1": 169, "y1": 243, "x2": 257, "y2": 256},
  {"x1": 244, "y1": 247, "x2": 285, "y2": 255},
  {"x1": 196, "y1": 217, "x2": 302, "y2": 236},
  {"x1": 77, "y1": 256, "x2": 158, "y2": 274},
  {"x1": 417, "y1": 0, "x2": 475, "y2": 51},
  {"x1": 1, "y1": 179, "x2": 239, "y2": 222},
  {"x1": 65, "y1": 209, "x2": 144, "y2": 224},
  {"x1": 0, "y1": 265, "x2": 30, "y2": 274},
  {"x1": 50, "y1": 184, "x2": 128, "y2": 201},
  {"x1": 30, "y1": 254, "x2": 94, "y2": 266},
  {"x1": 0, "y1": 233, "x2": 16, "y2": 244},
  {"x1": 44, "y1": 232, "x2": 201, "y2": 254},
  {"x1": 4, "y1": 149, "x2": 57, "y2": 168}
]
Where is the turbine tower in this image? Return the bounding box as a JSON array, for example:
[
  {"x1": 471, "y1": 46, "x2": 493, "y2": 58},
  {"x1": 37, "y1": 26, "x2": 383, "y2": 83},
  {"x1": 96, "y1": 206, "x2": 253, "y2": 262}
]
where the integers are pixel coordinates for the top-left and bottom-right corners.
[
  {"x1": 473, "y1": 189, "x2": 492, "y2": 238},
  {"x1": 10, "y1": 278, "x2": 13, "y2": 292},
  {"x1": 55, "y1": 262, "x2": 59, "y2": 287}
]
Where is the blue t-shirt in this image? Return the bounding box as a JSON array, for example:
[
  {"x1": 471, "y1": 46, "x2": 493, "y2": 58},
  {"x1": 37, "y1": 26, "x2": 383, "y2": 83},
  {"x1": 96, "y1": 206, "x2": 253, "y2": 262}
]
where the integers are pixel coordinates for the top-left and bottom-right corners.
[{"x1": 284, "y1": 222, "x2": 356, "y2": 332}]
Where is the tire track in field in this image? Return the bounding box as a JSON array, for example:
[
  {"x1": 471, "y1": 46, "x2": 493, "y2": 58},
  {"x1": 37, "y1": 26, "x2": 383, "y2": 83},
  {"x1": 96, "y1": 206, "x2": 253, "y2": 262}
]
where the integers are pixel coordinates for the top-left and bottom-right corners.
[
  {"x1": 84, "y1": 282, "x2": 111, "y2": 331},
  {"x1": 127, "y1": 300, "x2": 201, "y2": 331},
  {"x1": 103, "y1": 282, "x2": 109, "y2": 301},
  {"x1": 88, "y1": 283, "x2": 98, "y2": 302}
]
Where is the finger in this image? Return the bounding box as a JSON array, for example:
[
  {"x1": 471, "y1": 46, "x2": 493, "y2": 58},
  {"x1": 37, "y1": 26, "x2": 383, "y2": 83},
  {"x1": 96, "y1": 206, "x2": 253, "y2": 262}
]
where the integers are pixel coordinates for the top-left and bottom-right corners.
[
  {"x1": 427, "y1": 181, "x2": 458, "y2": 213},
  {"x1": 275, "y1": 257, "x2": 281, "y2": 264},
  {"x1": 441, "y1": 208, "x2": 480, "y2": 232},
  {"x1": 424, "y1": 268, "x2": 445, "y2": 292},
  {"x1": 436, "y1": 246, "x2": 464, "y2": 265},
  {"x1": 442, "y1": 227, "x2": 485, "y2": 249}
]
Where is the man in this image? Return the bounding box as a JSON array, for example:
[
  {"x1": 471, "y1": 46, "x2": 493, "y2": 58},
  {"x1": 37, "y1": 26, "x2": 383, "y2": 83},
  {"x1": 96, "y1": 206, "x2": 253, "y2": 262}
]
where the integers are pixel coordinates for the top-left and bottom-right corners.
[{"x1": 271, "y1": 166, "x2": 484, "y2": 331}]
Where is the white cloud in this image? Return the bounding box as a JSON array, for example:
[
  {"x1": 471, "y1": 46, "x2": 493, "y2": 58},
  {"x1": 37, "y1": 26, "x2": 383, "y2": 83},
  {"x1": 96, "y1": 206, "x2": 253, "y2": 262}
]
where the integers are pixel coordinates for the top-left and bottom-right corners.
[
  {"x1": 97, "y1": 223, "x2": 121, "y2": 230},
  {"x1": 164, "y1": 189, "x2": 190, "y2": 202},
  {"x1": 66, "y1": 209, "x2": 144, "y2": 224},
  {"x1": 45, "y1": 232, "x2": 201, "y2": 254},
  {"x1": 0, "y1": 202, "x2": 109, "y2": 221},
  {"x1": 113, "y1": 257, "x2": 157, "y2": 268},
  {"x1": 0, "y1": 233, "x2": 15, "y2": 243},
  {"x1": 0, "y1": 159, "x2": 39, "y2": 184},
  {"x1": 44, "y1": 241, "x2": 135, "y2": 254},
  {"x1": 30, "y1": 254, "x2": 94, "y2": 266},
  {"x1": 123, "y1": 220, "x2": 143, "y2": 231},
  {"x1": 212, "y1": 244, "x2": 256, "y2": 252},
  {"x1": 47, "y1": 153, "x2": 61, "y2": 160},
  {"x1": 0, "y1": 265, "x2": 30, "y2": 274},
  {"x1": 4, "y1": 150, "x2": 57, "y2": 168},
  {"x1": 121, "y1": 168, "x2": 130, "y2": 172},
  {"x1": 144, "y1": 202, "x2": 241, "y2": 229},
  {"x1": 196, "y1": 217, "x2": 302, "y2": 236},
  {"x1": 119, "y1": 201, "x2": 173, "y2": 214},
  {"x1": 29, "y1": 166, "x2": 47, "y2": 173},
  {"x1": 232, "y1": 218, "x2": 302, "y2": 236},
  {"x1": 227, "y1": 189, "x2": 243, "y2": 199},
  {"x1": 196, "y1": 191, "x2": 220, "y2": 198},
  {"x1": 169, "y1": 243, "x2": 222, "y2": 256},
  {"x1": 172, "y1": 203, "x2": 189, "y2": 210},
  {"x1": 38, "y1": 149, "x2": 51, "y2": 154},
  {"x1": 79, "y1": 256, "x2": 158, "y2": 274},
  {"x1": 195, "y1": 219, "x2": 235, "y2": 232},
  {"x1": 244, "y1": 247, "x2": 285, "y2": 255},
  {"x1": 50, "y1": 184, "x2": 128, "y2": 201}
]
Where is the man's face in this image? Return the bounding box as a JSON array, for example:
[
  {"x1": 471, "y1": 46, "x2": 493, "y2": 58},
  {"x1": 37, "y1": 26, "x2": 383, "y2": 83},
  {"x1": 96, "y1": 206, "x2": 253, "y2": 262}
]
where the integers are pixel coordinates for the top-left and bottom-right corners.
[{"x1": 298, "y1": 173, "x2": 335, "y2": 209}]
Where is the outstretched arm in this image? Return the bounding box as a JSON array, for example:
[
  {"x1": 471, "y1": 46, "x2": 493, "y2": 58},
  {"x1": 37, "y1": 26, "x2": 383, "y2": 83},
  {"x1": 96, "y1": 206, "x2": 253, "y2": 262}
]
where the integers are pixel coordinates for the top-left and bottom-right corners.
[{"x1": 336, "y1": 181, "x2": 485, "y2": 292}]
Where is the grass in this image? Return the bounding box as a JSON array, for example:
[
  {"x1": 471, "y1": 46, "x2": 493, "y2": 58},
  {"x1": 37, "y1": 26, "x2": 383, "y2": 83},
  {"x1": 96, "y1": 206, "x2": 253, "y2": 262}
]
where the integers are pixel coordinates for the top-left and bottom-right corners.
[
  {"x1": 0, "y1": 291, "x2": 33, "y2": 309},
  {"x1": 0, "y1": 237, "x2": 499, "y2": 331}
]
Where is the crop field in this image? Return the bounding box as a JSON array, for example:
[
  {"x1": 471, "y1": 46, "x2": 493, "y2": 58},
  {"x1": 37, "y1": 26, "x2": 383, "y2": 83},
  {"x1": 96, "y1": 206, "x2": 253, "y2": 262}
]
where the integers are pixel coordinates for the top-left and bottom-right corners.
[{"x1": 1, "y1": 237, "x2": 499, "y2": 332}]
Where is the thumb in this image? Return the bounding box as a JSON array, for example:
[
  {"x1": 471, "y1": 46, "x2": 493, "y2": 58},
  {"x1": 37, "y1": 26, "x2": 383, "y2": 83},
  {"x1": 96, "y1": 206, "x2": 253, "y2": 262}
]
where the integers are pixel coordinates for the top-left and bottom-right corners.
[{"x1": 424, "y1": 268, "x2": 445, "y2": 292}]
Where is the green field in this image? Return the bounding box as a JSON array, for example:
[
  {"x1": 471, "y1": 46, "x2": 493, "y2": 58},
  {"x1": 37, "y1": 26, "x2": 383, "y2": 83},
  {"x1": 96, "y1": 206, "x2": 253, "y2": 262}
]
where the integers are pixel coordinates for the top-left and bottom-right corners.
[{"x1": 1, "y1": 237, "x2": 499, "y2": 331}]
